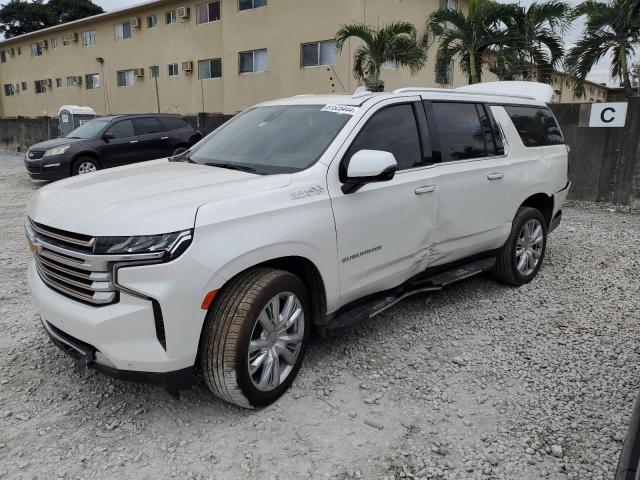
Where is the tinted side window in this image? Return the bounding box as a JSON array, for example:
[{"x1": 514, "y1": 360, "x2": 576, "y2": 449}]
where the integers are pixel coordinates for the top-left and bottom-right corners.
[
  {"x1": 106, "y1": 120, "x2": 134, "y2": 138},
  {"x1": 346, "y1": 104, "x2": 422, "y2": 172},
  {"x1": 161, "y1": 117, "x2": 191, "y2": 131},
  {"x1": 432, "y1": 102, "x2": 486, "y2": 162},
  {"x1": 504, "y1": 106, "x2": 564, "y2": 146},
  {"x1": 133, "y1": 117, "x2": 165, "y2": 135}
]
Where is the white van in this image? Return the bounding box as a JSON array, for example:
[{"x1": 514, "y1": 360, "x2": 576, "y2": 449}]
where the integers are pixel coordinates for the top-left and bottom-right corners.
[{"x1": 26, "y1": 82, "x2": 570, "y2": 408}]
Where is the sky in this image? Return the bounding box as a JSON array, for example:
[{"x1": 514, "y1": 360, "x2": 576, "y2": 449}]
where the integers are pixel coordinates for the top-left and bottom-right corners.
[{"x1": 15, "y1": 0, "x2": 638, "y2": 86}]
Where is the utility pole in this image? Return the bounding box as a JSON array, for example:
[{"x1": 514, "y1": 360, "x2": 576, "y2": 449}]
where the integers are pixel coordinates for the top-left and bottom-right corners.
[{"x1": 154, "y1": 75, "x2": 160, "y2": 113}]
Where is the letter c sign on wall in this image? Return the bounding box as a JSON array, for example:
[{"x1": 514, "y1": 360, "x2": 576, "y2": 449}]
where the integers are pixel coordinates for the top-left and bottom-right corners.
[{"x1": 589, "y1": 103, "x2": 628, "y2": 127}]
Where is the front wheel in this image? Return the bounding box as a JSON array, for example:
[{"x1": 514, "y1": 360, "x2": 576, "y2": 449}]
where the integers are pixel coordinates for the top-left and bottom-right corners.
[
  {"x1": 492, "y1": 206, "x2": 547, "y2": 286},
  {"x1": 200, "y1": 268, "x2": 310, "y2": 408},
  {"x1": 72, "y1": 157, "x2": 99, "y2": 176}
]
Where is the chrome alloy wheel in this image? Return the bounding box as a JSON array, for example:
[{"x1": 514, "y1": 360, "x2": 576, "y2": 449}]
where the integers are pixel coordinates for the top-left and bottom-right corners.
[
  {"x1": 248, "y1": 292, "x2": 304, "y2": 392},
  {"x1": 77, "y1": 161, "x2": 97, "y2": 174},
  {"x1": 515, "y1": 219, "x2": 544, "y2": 276}
]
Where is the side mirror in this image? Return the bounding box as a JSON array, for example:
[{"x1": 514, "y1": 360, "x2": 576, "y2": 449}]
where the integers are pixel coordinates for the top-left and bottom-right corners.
[
  {"x1": 102, "y1": 132, "x2": 115, "y2": 141},
  {"x1": 342, "y1": 149, "x2": 397, "y2": 194}
]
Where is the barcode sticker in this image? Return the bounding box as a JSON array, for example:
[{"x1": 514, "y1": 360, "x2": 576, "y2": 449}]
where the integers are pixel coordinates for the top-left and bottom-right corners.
[{"x1": 321, "y1": 104, "x2": 359, "y2": 115}]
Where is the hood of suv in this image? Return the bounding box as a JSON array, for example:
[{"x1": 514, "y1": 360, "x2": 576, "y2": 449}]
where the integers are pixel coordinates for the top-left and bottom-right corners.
[
  {"x1": 28, "y1": 137, "x2": 84, "y2": 153},
  {"x1": 27, "y1": 159, "x2": 290, "y2": 236}
]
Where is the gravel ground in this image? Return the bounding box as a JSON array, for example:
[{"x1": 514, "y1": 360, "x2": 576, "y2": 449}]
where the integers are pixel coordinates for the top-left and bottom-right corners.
[{"x1": 1, "y1": 151, "x2": 639, "y2": 480}]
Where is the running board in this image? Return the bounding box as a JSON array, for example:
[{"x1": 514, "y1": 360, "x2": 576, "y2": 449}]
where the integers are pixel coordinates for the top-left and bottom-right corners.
[{"x1": 319, "y1": 256, "x2": 495, "y2": 335}]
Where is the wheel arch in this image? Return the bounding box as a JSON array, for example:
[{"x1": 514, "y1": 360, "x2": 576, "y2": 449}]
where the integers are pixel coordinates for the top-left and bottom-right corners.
[
  {"x1": 70, "y1": 151, "x2": 101, "y2": 173},
  {"x1": 519, "y1": 193, "x2": 554, "y2": 228}
]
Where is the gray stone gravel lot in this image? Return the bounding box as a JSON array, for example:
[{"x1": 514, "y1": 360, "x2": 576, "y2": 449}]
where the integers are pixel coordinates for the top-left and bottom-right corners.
[{"x1": 1, "y1": 151, "x2": 639, "y2": 479}]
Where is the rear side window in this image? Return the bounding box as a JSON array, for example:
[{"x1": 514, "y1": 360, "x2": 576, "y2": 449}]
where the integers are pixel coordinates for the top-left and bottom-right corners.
[
  {"x1": 504, "y1": 106, "x2": 564, "y2": 147},
  {"x1": 345, "y1": 104, "x2": 422, "y2": 172},
  {"x1": 161, "y1": 117, "x2": 191, "y2": 131},
  {"x1": 133, "y1": 117, "x2": 165, "y2": 135},
  {"x1": 431, "y1": 102, "x2": 486, "y2": 162}
]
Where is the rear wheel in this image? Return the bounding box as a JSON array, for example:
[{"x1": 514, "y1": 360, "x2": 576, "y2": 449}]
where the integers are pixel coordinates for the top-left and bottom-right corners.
[
  {"x1": 492, "y1": 206, "x2": 547, "y2": 286},
  {"x1": 200, "y1": 268, "x2": 310, "y2": 408},
  {"x1": 72, "y1": 157, "x2": 99, "y2": 176}
]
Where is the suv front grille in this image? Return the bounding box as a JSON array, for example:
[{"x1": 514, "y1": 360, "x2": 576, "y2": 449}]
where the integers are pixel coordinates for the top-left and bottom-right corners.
[
  {"x1": 27, "y1": 219, "x2": 117, "y2": 305},
  {"x1": 27, "y1": 150, "x2": 45, "y2": 160}
]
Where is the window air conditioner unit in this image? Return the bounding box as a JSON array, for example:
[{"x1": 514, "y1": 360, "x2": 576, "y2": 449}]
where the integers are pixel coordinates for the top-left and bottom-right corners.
[
  {"x1": 46, "y1": 79, "x2": 53, "y2": 88},
  {"x1": 134, "y1": 68, "x2": 145, "y2": 78},
  {"x1": 181, "y1": 60, "x2": 193, "y2": 73},
  {"x1": 66, "y1": 33, "x2": 79, "y2": 43},
  {"x1": 177, "y1": 6, "x2": 190, "y2": 19},
  {"x1": 131, "y1": 17, "x2": 141, "y2": 29},
  {"x1": 40, "y1": 40, "x2": 48, "y2": 49},
  {"x1": 7, "y1": 48, "x2": 14, "y2": 57},
  {"x1": 76, "y1": 76, "x2": 83, "y2": 85},
  {"x1": 14, "y1": 83, "x2": 20, "y2": 92}
]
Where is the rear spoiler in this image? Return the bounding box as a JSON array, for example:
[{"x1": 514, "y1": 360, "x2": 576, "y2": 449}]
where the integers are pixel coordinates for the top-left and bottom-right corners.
[{"x1": 456, "y1": 81, "x2": 554, "y2": 103}]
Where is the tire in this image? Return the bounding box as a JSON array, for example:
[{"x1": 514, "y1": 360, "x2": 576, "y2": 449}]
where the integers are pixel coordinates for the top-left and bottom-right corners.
[
  {"x1": 72, "y1": 157, "x2": 99, "y2": 176},
  {"x1": 172, "y1": 146, "x2": 188, "y2": 156},
  {"x1": 492, "y1": 206, "x2": 547, "y2": 286},
  {"x1": 199, "y1": 268, "x2": 311, "y2": 408}
]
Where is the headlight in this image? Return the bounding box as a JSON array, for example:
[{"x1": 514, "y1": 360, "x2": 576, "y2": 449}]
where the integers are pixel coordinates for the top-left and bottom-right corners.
[
  {"x1": 43, "y1": 145, "x2": 71, "y2": 157},
  {"x1": 93, "y1": 229, "x2": 192, "y2": 259}
]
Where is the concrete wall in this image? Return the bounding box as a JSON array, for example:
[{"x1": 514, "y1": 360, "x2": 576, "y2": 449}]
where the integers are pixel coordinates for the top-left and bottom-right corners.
[
  {"x1": 0, "y1": 113, "x2": 230, "y2": 150},
  {"x1": 550, "y1": 98, "x2": 640, "y2": 205}
]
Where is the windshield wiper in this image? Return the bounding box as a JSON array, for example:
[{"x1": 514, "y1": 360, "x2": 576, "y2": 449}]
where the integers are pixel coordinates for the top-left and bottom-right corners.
[{"x1": 203, "y1": 162, "x2": 257, "y2": 173}]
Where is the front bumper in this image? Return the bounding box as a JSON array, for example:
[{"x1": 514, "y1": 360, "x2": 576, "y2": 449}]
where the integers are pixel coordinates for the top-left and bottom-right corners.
[
  {"x1": 25, "y1": 156, "x2": 69, "y2": 180},
  {"x1": 28, "y1": 252, "x2": 224, "y2": 374},
  {"x1": 40, "y1": 317, "x2": 195, "y2": 391}
]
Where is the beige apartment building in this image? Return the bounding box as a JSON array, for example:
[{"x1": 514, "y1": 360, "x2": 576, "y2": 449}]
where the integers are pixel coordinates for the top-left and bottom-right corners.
[
  {"x1": 0, "y1": 0, "x2": 477, "y2": 117},
  {"x1": 549, "y1": 71, "x2": 608, "y2": 103}
]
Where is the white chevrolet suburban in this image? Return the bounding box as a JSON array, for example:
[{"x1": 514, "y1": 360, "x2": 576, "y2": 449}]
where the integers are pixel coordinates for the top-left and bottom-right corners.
[{"x1": 26, "y1": 82, "x2": 570, "y2": 408}]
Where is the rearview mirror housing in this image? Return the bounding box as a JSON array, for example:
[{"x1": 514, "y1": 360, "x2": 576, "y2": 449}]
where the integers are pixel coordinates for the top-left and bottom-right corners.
[
  {"x1": 342, "y1": 149, "x2": 397, "y2": 194},
  {"x1": 102, "y1": 132, "x2": 115, "y2": 141}
]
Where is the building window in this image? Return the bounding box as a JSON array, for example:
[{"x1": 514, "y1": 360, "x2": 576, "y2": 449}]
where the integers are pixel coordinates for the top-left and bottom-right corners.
[
  {"x1": 31, "y1": 42, "x2": 43, "y2": 57},
  {"x1": 82, "y1": 30, "x2": 96, "y2": 47},
  {"x1": 117, "y1": 69, "x2": 135, "y2": 87},
  {"x1": 149, "y1": 65, "x2": 160, "y2": 78},
  {"x1": 55, "y1": 78, "x2": 63, "y2": 87},
  {"x1": 196, "y1": 1, "x2": 221, "y2": 23},
  {"x1": 301, "y1": 40, "x2": 336, "y2": 67},
  {"x1": 51, "y1": 38, "x2": 59, "y2": 48},
  {"x1": 168, "y1": 63, "x2": 179, "y2": 76},
  {"x1": 0, "y1": 51, "x2": 5, "y2": 63},
  {"x1": 62, "y1": 34, "x2": 76, "y2": 46},
  {"x1": 147, "y1": 14, "x2": 157, "y2": 28},
  {"x1": 382, "y1": 59, "x2": 398, "y2": 70},
  {"x1": 439, "y1": 0, "x2": 458, "y2": 9},
  {"x1": 166, "y1": 10, "x2": 177, "y2": 24},
  {"x1": 34, "y1": 80, "x2": 47, "y2": 94},
  {"x1": 198, "y1": 58, "x2": 222, "y2": 79},
  {"x1": 66, "y1": 76, "x2": 78, "y2": 87},
  {"x1": 436, "y1": 60, "x2": 454, "y2": 85},
  {"x1": 85, "y1": 73, "x2": 100, "y2": 89},
  {"x1": 239, "y1": 49, "x2": 267, "y2": 74},
  {"x1": 239, "y1": 0, "x2": 267, "y2": 10},
  {"x1": 4, "y1": 84, "x2": 16, "y2": 96},
  {"x1": 115, "y1": 22, "x2": 132, "y2": 41},
  {"x1": 17, "y1": 47, "x2": 22, "y2": 55}
]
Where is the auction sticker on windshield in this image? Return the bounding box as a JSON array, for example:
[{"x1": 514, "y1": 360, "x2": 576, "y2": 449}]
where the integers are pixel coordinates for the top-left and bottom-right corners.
[{"x1": 321, "y1": 104, "x2": 359, "y2": 115}]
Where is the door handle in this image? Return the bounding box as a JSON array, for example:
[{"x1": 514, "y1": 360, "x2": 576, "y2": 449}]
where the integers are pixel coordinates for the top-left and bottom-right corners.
[
  {"x1": 160, "y1": 136, "x2": 169, "y2": 140},
  {"x1": 129, "y1": 140, "x2": 139, "y2": 144},
  {"x1": 487, "y1": 173, "x2": 504, "y2": 181},
  {"x1": 415, "y1": 185, "x2": 436, "y2": 195}
]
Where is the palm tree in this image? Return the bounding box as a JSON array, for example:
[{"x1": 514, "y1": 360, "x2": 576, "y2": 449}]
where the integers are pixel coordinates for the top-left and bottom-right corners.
[
  {"x1": 426, "y1": 0, "x2": 520, "y2": 84},
  {"x1": 565, "y1": 0, "x2": 640, "y2": 97},
  {"x1": 335, "y1": 22, "x2": 426, "y2": 92},
  {"x1": 491, "y1": 1, "x2": 569, "y2": 83}
]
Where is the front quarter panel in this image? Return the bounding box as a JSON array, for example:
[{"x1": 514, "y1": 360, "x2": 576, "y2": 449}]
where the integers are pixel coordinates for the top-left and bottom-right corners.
[{"x1": 189, "y1": 161, "x2": 340, "y2": 312}]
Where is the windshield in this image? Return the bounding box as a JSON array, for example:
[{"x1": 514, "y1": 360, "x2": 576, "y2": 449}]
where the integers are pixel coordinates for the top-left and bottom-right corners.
[
  {"x1": 187, "y1": 105, "x2": 352, "y2": 174},
  {"x1": 66, "y1": 119, "x2": 109, "y2": 139}
]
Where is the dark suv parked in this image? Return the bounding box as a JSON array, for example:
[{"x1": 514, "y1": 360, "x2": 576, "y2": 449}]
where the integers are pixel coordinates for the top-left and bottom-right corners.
[{"x1": 25, "y1": 114, "x2": 202, "y2": 180}]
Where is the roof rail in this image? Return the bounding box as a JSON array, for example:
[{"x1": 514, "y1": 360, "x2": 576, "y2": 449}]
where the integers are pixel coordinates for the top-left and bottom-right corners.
[{"x1": 392, "y1": 86, "x2": 535, "y2": 101}]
